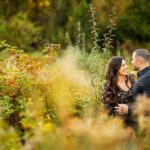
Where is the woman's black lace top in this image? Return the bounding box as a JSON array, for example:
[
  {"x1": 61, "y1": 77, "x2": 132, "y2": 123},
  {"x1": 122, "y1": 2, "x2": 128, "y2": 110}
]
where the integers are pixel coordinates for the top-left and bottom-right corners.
[{"x1": 102, "y1": 74, "x2": 135, "y2": 115}]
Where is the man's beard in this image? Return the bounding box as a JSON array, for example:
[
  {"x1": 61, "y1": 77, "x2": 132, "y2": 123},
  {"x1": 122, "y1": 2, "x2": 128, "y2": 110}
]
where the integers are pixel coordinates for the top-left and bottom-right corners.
[{"x1": 133, "y1": 65, "x2": 140, "y2": 71}]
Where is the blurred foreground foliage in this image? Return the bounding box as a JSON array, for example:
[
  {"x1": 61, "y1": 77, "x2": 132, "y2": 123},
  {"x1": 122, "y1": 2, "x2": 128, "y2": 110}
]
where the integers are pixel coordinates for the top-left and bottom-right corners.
[{"x1": 0, "y1": 39, "x2": 149, "y2": 149}]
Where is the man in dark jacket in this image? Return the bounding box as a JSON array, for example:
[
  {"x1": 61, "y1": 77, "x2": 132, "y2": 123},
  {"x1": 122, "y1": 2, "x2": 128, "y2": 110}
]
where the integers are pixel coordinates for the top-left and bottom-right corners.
[
  {"x1": 131, "y1": 49, "x2": 150, "y2": 98},
  {"x1": 117, "y1": 49, "x2": 150, "y2": 115}
]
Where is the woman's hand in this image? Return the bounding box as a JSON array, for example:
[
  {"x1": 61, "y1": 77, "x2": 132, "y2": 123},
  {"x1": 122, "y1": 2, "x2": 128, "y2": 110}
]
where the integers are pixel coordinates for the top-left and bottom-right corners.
[{"x1": 115, "y1": 104, "x2": 129, "y2": 115}]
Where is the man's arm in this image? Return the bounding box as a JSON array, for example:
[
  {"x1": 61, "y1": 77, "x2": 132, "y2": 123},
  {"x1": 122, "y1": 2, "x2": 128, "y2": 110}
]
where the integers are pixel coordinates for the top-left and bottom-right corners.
[{"x1": 132, "y1": 81, "x2": 143, "y2": 100}]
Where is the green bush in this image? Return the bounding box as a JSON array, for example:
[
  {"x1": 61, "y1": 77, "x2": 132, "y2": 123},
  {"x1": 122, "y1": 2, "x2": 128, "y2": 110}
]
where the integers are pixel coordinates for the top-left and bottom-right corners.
[{"x1": 0, "y1": 13, "x2": 42, "y2": 51}]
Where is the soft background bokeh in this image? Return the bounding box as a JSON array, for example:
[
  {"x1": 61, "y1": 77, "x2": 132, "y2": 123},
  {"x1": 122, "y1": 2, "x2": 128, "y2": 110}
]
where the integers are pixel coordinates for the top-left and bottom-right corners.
[
  {"x1": 0, "y1": 0, "x2": 150, "y2": 150},
  {"x1": 0, "y1": 0, "x2": 149, "y2": 52}
]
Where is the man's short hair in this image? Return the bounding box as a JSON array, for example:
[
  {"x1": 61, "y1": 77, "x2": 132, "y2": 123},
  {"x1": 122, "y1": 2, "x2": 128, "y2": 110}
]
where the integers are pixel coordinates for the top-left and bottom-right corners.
[{"x1": 134, "y1": 49, "x2": 150, "y2": 62}]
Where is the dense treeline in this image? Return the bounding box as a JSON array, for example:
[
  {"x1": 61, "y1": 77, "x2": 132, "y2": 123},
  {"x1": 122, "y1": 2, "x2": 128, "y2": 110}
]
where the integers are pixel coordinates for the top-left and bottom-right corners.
[{"x1": 0, "y1": 0, "x2": 149, "y2": 52}]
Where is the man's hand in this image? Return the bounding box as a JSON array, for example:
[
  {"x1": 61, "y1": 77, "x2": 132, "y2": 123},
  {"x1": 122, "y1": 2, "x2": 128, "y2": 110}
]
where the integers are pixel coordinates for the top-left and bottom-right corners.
[{"x1": 115, "y1": 104, "x2": 129, "y2": 115}]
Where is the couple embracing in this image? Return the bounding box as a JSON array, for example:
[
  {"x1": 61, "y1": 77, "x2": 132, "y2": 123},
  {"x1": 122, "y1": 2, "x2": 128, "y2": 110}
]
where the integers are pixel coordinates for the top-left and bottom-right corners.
[{"x1": 102, "y1": 49, "x2": 150, "y2": 127}]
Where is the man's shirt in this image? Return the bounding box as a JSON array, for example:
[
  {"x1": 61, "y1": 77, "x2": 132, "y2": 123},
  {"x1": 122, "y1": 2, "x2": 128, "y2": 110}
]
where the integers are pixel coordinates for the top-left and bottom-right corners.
[{"x1": 132, "y1": 66, "x2": 150, "y2": 99}]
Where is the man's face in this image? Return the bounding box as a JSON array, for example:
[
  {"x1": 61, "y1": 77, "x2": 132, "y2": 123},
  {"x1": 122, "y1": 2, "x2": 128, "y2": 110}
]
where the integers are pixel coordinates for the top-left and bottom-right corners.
[{"x1": 131, "y1": 53, "x2": 140, "y2": 71}]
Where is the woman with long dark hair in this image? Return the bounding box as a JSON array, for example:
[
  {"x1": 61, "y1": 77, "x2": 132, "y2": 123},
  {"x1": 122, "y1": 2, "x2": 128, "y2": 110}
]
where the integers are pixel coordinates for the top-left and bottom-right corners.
[{"x1": 102, "y1": 56, "x2": 135, "y2": 126}]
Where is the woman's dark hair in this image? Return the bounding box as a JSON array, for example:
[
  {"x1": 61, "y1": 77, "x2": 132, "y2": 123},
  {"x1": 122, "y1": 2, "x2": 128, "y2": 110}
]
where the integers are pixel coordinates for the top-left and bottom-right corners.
[{"x1": 103, "y1": 56, "x2": 128, "y2": 103}]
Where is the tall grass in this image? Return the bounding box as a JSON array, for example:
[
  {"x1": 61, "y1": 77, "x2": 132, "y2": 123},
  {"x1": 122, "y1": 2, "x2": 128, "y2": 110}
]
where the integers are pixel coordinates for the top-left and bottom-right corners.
[{"x1": 0, "y1": 4, "x2": 149, "y2": 150}]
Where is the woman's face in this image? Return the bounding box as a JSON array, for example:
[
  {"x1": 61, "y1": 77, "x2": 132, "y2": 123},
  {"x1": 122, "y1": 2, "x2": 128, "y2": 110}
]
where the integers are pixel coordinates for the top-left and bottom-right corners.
[{"x1": 118, "y1": 59, "x2": 128, "y2": 76}]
